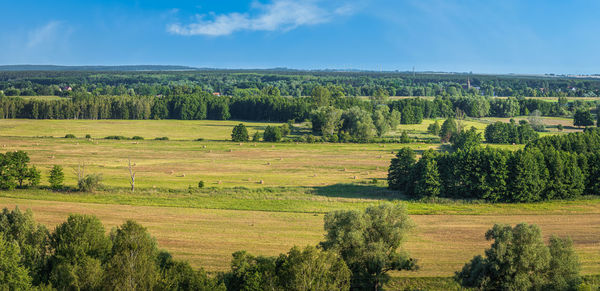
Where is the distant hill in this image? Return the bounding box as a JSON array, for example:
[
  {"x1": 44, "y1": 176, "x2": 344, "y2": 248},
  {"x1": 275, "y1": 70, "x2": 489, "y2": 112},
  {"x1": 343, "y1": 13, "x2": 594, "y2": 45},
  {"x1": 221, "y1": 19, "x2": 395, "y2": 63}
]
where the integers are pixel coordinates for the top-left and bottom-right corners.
[{"x1": 0, "y1": 65, "x2": 200, "y2": 71}]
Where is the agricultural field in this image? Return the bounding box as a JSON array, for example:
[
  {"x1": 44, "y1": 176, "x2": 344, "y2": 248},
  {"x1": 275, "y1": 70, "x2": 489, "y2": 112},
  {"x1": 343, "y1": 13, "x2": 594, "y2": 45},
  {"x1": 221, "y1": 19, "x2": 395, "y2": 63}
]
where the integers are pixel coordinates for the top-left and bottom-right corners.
[{"x1": 0, "y1": 117, "x2": 598, "y2": 287}]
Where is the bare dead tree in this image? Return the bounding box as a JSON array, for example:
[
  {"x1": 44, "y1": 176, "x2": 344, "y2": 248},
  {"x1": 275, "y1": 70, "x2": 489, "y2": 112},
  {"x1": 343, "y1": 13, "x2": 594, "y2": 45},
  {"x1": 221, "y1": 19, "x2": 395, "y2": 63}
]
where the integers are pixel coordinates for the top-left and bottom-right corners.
[
  {"x1": 73, "y1": 162, "x2": 85, "y2": 185},
  {"x1": 128, "y1": 159, "x2": 136, "y2": 192}
]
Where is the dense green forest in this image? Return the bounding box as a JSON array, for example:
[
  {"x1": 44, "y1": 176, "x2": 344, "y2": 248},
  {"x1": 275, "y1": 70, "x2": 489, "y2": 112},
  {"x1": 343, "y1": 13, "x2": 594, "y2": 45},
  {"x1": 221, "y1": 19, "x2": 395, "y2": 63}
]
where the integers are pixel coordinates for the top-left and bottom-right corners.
[
  {"x1": 389, "y1": 128, "x2": 600, "y2": 202},
  {"x1": 1, "y1": 70, "x2": 600, "y2": 97}
]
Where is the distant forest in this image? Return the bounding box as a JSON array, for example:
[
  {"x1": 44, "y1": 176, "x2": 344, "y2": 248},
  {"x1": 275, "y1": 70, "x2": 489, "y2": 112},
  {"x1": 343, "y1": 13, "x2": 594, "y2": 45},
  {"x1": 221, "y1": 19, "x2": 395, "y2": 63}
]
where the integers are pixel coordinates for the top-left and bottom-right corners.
[
  {"x1": 1, "y1": 70, "x2": 600, "y2": 97},
  {"x1": 0, "y1": 71, "x2": 598, "y2": 128}
]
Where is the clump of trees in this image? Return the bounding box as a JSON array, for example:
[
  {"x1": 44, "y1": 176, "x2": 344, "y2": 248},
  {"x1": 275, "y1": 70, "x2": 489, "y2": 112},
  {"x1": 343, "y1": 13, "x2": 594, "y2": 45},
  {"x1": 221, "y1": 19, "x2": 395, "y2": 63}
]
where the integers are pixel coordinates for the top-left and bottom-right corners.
[
  {"x1": 310, "y1": 105, "x2": 400, "y2": 142},
  {"x1": 484, "y1": 120, "x2": 539, "y2": 144},
  {"x1": 0, "y1": 203, "x2": 418, "y2": 291},
  {"x1": 224, "y1": 203, "x2": 417, "y2": 291},
  {"x1": 320, "y1": 203, "x2": 418, "y2": 290},
  {"x1": 573, "y1": 108, "x2": 595, "y2": 128},
  {"x1": 0, "y1": 207, "x2": 224, "y2": 290},
  {"x1": 389, "y1": 129, "x2": 600, "y2": 202},
  {"x1": 456, "y1": 223, "x2": 582, "y2": 290},
  {"x1": 0, "y1": 151, "x2": 40, "y2": 190}
]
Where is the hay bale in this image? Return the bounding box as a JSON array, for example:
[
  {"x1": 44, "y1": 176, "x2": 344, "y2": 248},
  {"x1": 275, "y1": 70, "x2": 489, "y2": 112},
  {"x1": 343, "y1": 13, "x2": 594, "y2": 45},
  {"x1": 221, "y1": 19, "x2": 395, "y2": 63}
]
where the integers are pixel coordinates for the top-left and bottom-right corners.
[
  {"x1": 203, "y1": 145, "x2": 207, "y2": 148},
  {"x1": 353, "y1": 176, "x2": 358, "y2": 179},
  {"x1": 259, "y1": 180, "x2": 264, "y2": 184},
  {"x1": 217, "y1": 180, "x2": 222, "y2": 184},
  {"x1": 266, "y1": 162, "x2": 271, "y2": 166}
]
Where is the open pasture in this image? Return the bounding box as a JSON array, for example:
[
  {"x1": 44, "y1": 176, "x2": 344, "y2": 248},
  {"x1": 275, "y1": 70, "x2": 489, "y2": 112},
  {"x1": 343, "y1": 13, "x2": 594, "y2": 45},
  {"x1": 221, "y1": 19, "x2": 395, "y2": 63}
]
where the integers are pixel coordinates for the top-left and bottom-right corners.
[{"x1": 1, "y1": 197, "x2": 598, "y2": 277}]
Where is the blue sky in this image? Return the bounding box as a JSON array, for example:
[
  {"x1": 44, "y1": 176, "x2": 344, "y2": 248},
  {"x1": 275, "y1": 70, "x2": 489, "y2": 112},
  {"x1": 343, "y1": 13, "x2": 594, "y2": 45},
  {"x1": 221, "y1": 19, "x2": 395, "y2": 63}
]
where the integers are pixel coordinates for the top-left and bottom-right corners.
[{"x1": 1, "y1": 0, "x2": 599, "y2": 74}]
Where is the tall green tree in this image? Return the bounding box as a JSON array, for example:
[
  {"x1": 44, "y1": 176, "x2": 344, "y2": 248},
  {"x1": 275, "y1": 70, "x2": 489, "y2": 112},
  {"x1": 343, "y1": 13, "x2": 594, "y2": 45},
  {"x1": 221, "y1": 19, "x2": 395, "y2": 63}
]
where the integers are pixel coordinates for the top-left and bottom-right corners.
[
  {"x1": 451, "y1": 126, "x2": 482, "y2": 150},
  {"x1": 456, "y1": 223, "x2": 582, "y2": 291},
  {"x1": 439, "y1": 118, "x2": 458, "y2": 142},
  {"x1": 263, "y1": 125, "x2": 282, "y2": 142},
  {"x1": 231, "y1": 123, "x2": 250, "y2": 142},
  {"x1": 157, "y1": 251, "x2": 225, "y2": 291},
  {"x1": 412, "y1": 150, "x2": 441, "y2": 198},
  {"x1": 320, "y1": 203, "x2": 417, "y2": 290},
  {"x1": 387, "y1": 148, "x2": 416, "y2": 192},
  {"x1": 104, "y1": 220, "x2": 159, "y2": 290},
  {"x1": 48, "y1": 165, "x2": 64, "y2": 190},
  {"x1": 278, "y1": 246, "x2": 350, "y2": 291},
  {"x1": 0, "y1": 207, "x2": 49, "y2": 284},
  {"x1": 573, "y1": 109, "x2": 594, "y2": 127},
  {"x1": 311, "y1": 86, "x2": 331, "y2": 107},
  {"x1": 48, "y1": 214, "x2": 112, "y2": 290},
  {"x1": 0, "y1": 236, "x2": 32, "y2": 290}
]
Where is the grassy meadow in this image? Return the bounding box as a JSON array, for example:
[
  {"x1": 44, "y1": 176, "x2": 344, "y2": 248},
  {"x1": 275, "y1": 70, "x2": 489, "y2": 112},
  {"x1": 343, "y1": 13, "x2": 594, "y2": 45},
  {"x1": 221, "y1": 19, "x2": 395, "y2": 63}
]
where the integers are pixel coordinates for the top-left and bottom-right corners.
[
  {"x1": 0, "y1": 117, "x2": 598, "y2": 285},
  {"x1": 0, "y1": 197, "x2": 598, "y2": 277}
]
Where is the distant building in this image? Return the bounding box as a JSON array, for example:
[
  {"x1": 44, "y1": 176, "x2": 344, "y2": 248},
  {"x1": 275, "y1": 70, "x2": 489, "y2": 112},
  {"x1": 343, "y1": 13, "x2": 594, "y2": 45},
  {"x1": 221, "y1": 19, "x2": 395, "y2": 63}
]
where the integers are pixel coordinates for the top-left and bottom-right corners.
[
  {"x1": 212, "y1": 92, "x2": 221, "y2": 96},
  {"x1": 60, "y1": 86, "x2": 72, "y2": 91}
]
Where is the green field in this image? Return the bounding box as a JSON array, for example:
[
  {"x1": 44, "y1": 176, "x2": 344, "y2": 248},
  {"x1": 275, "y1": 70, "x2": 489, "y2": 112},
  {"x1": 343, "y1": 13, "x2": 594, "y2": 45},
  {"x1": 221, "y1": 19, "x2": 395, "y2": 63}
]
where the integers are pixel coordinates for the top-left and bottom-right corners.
[{"x1": 0, "y1": 118, "x2": 598, "y2": 286}]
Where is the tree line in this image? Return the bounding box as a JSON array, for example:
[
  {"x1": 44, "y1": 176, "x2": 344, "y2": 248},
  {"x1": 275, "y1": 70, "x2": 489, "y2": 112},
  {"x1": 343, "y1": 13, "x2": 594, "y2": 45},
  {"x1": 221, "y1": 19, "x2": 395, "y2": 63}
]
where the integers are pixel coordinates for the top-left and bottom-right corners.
[
  {"x1": 0, "y1": 204, "x2": 586, "y2": 290},
  {"x1": 388, "y1": 128, "x2": 600, "y2": 202},
  {"x1": 2, "y1": 69, "x2": 600, "y2": 98},
  {"x1": 0, "y1": 81, "x2": 597, "y2": 123}
]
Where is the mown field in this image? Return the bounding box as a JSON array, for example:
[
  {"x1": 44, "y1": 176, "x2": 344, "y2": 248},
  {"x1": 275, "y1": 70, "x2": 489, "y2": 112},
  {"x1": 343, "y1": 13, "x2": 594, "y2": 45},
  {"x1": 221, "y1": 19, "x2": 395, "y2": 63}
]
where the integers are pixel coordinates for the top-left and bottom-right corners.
[
  {"x1": 0, "y1": 118, "x2": 598, "y2": 287},
  {"x1": 1, "y1": 197, "x2": 599, "y2": 278}
]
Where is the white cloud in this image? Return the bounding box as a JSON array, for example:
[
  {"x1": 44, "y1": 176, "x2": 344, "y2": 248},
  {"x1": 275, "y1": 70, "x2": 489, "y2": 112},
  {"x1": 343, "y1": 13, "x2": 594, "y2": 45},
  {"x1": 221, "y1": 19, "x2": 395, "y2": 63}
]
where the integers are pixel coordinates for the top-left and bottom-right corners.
[
  {"x1": 27, "y1": 21, "x2": 62, "y2": 48},
  {"x1": 168, "y1": 0, "x2": 357, "y2": 36}
]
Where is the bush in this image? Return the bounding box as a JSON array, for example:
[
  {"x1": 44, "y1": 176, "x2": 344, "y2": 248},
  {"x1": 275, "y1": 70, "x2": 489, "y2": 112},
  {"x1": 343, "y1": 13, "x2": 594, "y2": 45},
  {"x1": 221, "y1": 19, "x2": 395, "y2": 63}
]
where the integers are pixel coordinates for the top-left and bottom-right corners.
[
  {"x1": 49, "y1": 165, "x2": 64, "y2": 190},
  {"x1": 154, "y1": 136, "x2": 169, "y2": 141},
  {"x1": 399, "y1": 131, "x2": 411, "y2": 143},
  {"x1": 280, "y1": 123, "x2": 291, "y2": 137},
  {"x1": 85, "y1": 134, "x2": 92, "y2": 139},
  {"x1": 557, "y1": 124, "x2": 564, "y2": 131},
  {"x1": 198, "y1": 181, "x2": 204, "y2": 188},
  {"x1": 78, "y1": 174, "x2": 103, "y2": 192},
  {"x1": 231, "y1": 123, "x2": 249, "y2": 142},
  {"x1": 195, "y1": 138, "x2": 204, "y2": 141},
  {"x1": 252, "y1": 132, "x2": 261, "y2": 142},
  {"x1": 104, "y1": 136, "x2": 129, "y2": 140},
  {"x1": 64, "y1": 134, "x2": 76, "y2": 139},
  {"x1": 263, "y1": 126, "x2": 282, "y2": 142},
  {"x1": 132, "y1": 136, "x2": 144, "y2": 140}
]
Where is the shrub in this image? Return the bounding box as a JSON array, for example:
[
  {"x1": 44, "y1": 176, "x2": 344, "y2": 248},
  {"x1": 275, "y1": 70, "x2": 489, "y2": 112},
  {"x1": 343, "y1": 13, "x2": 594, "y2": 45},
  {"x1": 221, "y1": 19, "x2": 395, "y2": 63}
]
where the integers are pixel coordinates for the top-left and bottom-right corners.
[
  {"x1": 399, "y1": 131, "x2": 411, "y2": 143},
  {"x1": 263, "y1": 126, "x2": 282, "y2": 142},
  {"x1": 280, "y1": 123, "x2": 291, "y2": 137},
  {"x1": 49, "y1": 165, "x2": 64, "y2": 190},
  {"x1": 231, "y1": 123, "x2": 249, "y2": 142},
  {"x1": 85, "y1": 134, "x2": 92, "y2": 139},
  {"x1": 195, "y1": 138, "x2": 204, "y2": 141},
  {"x1": 64, "y1": 134, "x2": 76, "y2": 139},
  {"x1": 557, "y1": 124, "x2": 564, "y2": 131},
  {"x1": 252, "y1": 132, "x2": 261, "y2": 142},
  {"x1": 78, "y1": 174, "x2": 103, "y2": 192},
  {"x1": 154, "y1": 136, "x2": 169, "y2": 141},
  {"x1": 132, "y1": 136, "x2": 144, "y2": 140},
  {"x1": 104, "y1": 136, "x2": 128, "y2": 140},
  {"x1": 198, "y1": 181, "x2": 204, "y2": 188}
]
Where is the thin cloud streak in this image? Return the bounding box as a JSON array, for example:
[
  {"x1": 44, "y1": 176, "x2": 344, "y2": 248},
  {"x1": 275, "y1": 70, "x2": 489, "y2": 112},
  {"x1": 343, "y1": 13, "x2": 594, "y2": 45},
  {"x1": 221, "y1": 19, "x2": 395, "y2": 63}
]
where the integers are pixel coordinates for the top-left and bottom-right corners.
[
  {"x1": 168, "y1": 0, "x2": 357, "y2": 36},
  {"x1": 27, "y1": 21, "x2": 62, "y2": 48}
]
